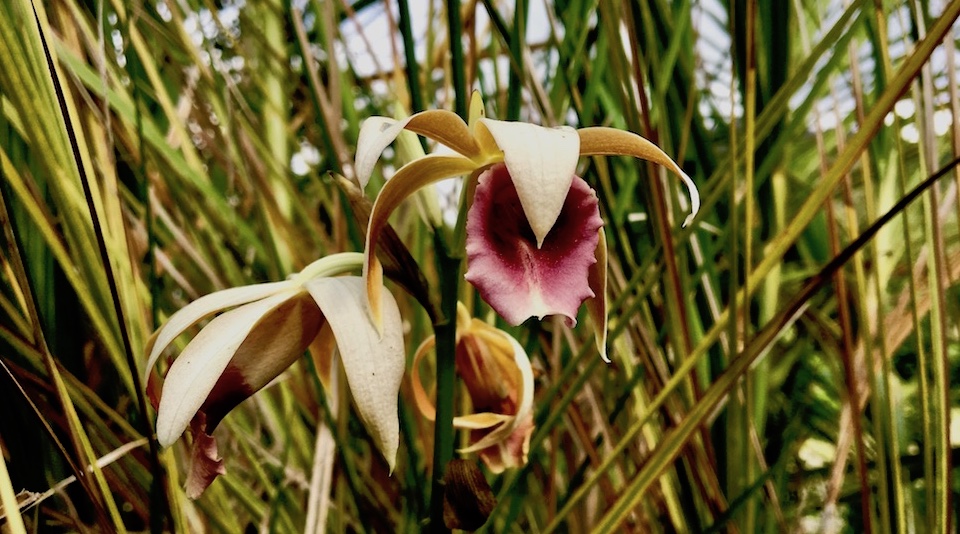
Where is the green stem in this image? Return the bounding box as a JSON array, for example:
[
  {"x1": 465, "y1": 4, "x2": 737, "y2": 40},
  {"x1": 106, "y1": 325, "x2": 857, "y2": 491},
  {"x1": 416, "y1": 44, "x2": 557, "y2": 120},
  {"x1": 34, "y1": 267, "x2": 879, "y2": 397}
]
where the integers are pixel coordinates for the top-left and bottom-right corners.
[
  {"x1": 446, "y1": 0, "x2": 467, "y2": 118},
  {"x1": 397, "y1": 0, "x2": 424, "y2": 115},
  {"x1": 428, "y1": 3, "x2": 467, "y2": 530},
  {"x1": 428, "y1": 233, "x2": 461, "y2": 532},
  {"x1": 506, "y1": 0, "x2": 527, "y2": 121}
]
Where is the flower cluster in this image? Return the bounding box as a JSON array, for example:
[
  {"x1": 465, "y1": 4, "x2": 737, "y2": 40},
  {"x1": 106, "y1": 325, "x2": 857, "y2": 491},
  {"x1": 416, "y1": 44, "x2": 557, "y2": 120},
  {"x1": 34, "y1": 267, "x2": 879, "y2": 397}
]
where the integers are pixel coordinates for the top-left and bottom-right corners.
[
  {"x1": 356, "y1": 91, "x2": 699, "y2": 361},
  {"x1": 147, "y1": 92, "x2": 697, "y2": 496},
  {"x1": 145, "y1": 254, "x2": 404, "y2": 496}
]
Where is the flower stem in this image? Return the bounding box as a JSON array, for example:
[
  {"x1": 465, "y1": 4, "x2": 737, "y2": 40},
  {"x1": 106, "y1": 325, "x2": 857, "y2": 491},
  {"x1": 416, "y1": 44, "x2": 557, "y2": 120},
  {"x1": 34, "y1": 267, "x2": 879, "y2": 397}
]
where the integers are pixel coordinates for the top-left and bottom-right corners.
[
  {"x1": 428, "y1": 2, "x2": 467, "y2": 529},
  {"x1": 446, "y1": 0, "x2": 467, "y2": 118},
  {"x1": 397, "y1": 0, "x2": 424, "y2": 115},
  {"x1": 428, "y1": 231, "x2": 461, "y2": 532}
]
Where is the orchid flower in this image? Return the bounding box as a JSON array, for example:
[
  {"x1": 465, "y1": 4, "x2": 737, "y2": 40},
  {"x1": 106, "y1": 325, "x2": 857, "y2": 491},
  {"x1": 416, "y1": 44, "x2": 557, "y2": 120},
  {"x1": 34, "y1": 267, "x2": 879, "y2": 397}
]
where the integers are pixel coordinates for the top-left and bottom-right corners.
[
  {"x1": 145, "y1": 253, "x2": 404, "y2": 497},
  {"x1": 355, "y1": 93, "x2": 699, "y2": 362},
  {"x1": 411, "y1": 304, "x2": 534, "y2": 473}
]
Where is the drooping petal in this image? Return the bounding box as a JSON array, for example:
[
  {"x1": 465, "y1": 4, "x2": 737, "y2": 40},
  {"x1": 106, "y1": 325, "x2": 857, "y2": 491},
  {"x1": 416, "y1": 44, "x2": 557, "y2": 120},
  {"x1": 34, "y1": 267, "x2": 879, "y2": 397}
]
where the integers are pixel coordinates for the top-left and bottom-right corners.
[
  {"x1": 465, "y1": 165, "x2": 603, "y2": 326},
  {"x1": 184, "y1": 413, "x2": 226, "y2": 498},
  {"x1": 155, "y1": 289, "x2": 301, "y2": 447},
  {"x1": 335, "y1": 174, "x2": 438, "y2": 323},
  {"x1": 304, "y1": 276, "x2": 405, "y2": 472},
  {"x1": 200, "y1": 291, "x2": 323, "y2": 431},
  {"x1": 392, "y1": 125, "x2": 445, "y2": 229},
  {"x1": 456, "y1": 326, "x2": 534, "y2": 457},
  {"x1": 364, "y1": 155, "x2": 478, "y2": 329},
  {"x1": 144, "y1": 281, "x2": 295, "y2": 382},
  {"x1": 578, "y1": 127, "x2": 700, "y2": 227},
  {"x1": 477, "y1": 118, "x2": 580, "y2": 247},
  {"x1": 410, "y1": 335, "x2": 512, "y2": 430},
  {"x1": 586, "y1": 228, "x2": 609, "y2": 362},
  {"x1": 355, "y1": 111, "x2": 482, "y2": 188}
]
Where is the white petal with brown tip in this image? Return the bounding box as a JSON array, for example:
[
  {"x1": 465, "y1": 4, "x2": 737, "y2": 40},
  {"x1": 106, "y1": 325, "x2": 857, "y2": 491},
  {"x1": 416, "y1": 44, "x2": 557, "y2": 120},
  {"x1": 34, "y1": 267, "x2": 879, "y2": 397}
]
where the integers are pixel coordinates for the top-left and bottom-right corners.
[{"x1": 155, "y1": 289, "x2": 301, "y2": 447}]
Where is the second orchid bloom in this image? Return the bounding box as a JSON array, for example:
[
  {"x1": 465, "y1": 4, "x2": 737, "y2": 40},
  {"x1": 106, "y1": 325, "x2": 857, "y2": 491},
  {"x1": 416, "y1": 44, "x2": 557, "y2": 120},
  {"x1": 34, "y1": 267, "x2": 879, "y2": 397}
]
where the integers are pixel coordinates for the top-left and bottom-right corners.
[
  {"x1": 412, "y1": 304, "x2": 535, "y2": 473},
  {"x1": 356, "y1": 92, "x2": 699, "y2": 361}
]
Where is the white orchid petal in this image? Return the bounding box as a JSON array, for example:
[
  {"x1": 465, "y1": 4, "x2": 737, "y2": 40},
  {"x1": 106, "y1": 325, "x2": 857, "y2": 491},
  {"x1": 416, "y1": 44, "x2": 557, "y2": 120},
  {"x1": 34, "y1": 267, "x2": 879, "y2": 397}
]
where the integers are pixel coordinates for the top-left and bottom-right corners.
[
  {"x1": 155, "y1": 290, "x2": 301, "y2": 447},
  {"x1": 355, "y1": 116, "x2": 410, "y2": 189},
  {"x1": 200, "y1": 292, "x2": 323, "y2": 427},
  {"x1": 478, "y1": 118, "x2": 580, "y2": 247},
  {"x1": 304, "y1": 277, "x2": 404, "y2": 472},
  {"x1": 144, "y1": 281, "x2": 295, "y2": 383}
]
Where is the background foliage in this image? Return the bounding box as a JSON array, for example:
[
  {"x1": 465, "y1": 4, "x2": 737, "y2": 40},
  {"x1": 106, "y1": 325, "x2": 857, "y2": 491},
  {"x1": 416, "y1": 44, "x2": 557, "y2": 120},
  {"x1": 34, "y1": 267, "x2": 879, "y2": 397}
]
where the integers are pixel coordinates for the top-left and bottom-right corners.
[{"x1": 0, "y1": 0, "x2": 959, "y2": 531}]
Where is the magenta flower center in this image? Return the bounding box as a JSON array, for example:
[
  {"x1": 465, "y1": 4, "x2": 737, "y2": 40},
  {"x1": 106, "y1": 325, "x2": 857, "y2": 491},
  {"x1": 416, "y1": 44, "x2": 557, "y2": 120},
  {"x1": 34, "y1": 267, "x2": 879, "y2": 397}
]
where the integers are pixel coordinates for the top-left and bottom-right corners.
[{"x1": 465, "y1": 163, "x2": 603, "y2": 325}]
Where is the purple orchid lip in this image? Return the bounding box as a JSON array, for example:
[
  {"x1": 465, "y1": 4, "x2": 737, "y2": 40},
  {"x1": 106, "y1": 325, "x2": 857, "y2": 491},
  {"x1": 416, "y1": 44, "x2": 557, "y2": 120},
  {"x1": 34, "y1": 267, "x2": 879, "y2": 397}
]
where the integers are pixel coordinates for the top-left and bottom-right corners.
[{"x1": 464, "y1": 163, "x2": 603, "y2": 326}]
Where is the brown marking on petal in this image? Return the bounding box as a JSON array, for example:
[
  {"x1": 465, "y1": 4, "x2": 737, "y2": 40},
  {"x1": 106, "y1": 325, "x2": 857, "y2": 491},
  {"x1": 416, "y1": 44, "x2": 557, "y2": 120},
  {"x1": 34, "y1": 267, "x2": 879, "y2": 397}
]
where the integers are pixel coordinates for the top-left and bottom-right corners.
[
  {"x1": 201, "y1": 291, "x2": 323, "y2": 433},
  {"x1": 200, "y1": 366, "x2": 256, "y2": 432},
  {"x1": 185, "y1": 413, "x2": 226, "y2": 498},
  {"x1": 146, "y1": 371, "x2": 162, "y2": 411},
  {"x1": 308, "y1": 322, "x2": 337, "y2": 392}
]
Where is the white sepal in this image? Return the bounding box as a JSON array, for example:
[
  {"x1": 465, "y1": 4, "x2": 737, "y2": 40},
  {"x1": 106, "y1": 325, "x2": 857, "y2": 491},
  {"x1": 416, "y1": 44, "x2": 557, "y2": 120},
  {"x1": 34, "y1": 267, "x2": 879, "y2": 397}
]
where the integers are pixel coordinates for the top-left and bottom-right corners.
[
  {"x1": 304, "y1": 276, "x2": 405, "y2": 472},
  {"x1": 478, "y1": 118, "x2": 580, "y2": 247}
]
